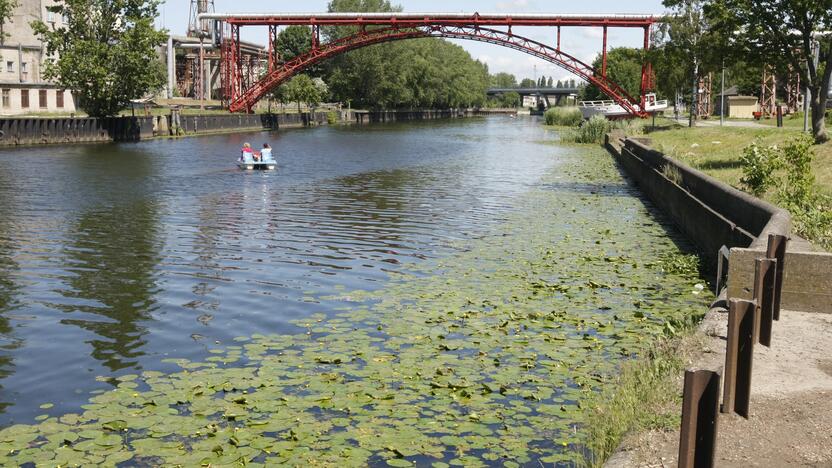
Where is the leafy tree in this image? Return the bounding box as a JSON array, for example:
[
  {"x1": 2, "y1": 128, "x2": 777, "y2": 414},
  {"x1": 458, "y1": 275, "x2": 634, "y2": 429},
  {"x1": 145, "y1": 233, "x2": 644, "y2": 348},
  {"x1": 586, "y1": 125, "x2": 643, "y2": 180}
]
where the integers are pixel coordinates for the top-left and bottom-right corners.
[
  {"x1": 32, "y1": 0, "x2": 166, "y2": 117},
  {"x1": 0, "y1": 0, "x2": 18, "y2": 45},
  {"x1": 490, "y1": 72, "x2": 517, "y2": 88},
  {"x1": 276, "y1": 25, "x2": 312, "y2": 62},
  {"x1": 556, "y1": 80, "x2": 563, "y2": 88},
  {"x1": 581, "y1": 47, "x2": 643, "y2": 101},
  {"x1": 280, "y1": 74, "x2": 327, "y2": 113},
  {"x1": 705, "y1": 0, "x2": 832, "y2": 143},
  {"x1": 322, "y1": 0, "x2": 488, "y2": 109},
  {"x1": 652, "y1": 0, "x2": 725, "y2": 120},
  {"x1": 547, "y1": 77, "x2": 554, "y2": 88},
  {"x1": 519, "y1": 78, "x2": 536, "y2": 88}
]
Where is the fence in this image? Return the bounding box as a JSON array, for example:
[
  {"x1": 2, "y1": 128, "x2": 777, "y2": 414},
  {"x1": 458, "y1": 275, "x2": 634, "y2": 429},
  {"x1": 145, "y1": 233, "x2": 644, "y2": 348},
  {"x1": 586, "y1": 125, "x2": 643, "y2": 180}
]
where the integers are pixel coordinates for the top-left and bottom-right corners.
[{"x1": 678, "y1": 234, "x2": 788, "y2": 467}]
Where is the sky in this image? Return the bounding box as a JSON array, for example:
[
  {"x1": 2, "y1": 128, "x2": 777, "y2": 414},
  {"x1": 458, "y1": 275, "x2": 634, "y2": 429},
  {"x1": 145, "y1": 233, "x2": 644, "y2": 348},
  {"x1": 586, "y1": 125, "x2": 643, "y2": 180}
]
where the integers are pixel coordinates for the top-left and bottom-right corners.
[{"x1": 158, "y1": 0, "x2": 668, "y2": 83}]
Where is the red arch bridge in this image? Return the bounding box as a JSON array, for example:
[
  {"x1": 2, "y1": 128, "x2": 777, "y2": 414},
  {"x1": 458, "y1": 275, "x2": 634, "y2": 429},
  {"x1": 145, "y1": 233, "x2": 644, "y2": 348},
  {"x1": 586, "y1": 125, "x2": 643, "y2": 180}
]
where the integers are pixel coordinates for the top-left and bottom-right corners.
[{"x1": 198, "y1": 12, "x2": 661, "y2": 116}]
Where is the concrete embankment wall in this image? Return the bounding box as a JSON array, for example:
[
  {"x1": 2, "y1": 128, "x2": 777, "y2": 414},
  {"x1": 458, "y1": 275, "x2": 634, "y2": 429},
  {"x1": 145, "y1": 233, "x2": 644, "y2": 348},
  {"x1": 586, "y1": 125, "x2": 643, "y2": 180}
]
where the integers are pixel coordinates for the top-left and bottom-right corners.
[
  {"x1": 353, "y1": 109, "x2": 474, "y2": 124},
  {"x1": 0, "y1": 109, "x2": 482, "y2": 146},
  {"x1": 0, "y1": 116, "x2": 156, "y2": 146},
  {"x1": 605, "y1": 133, "x2": 832, "y2": 314}
]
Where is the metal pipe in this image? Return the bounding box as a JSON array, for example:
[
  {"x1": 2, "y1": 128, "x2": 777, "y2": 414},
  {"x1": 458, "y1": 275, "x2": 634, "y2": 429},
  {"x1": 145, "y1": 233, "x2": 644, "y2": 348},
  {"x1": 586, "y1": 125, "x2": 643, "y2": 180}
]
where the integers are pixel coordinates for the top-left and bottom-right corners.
[
  {"x1": 167, "y1": 36, "x2": 175, "y2": 99},
  {"x1": 199, "y1": 12, "x2": 661, "y2": 20}
]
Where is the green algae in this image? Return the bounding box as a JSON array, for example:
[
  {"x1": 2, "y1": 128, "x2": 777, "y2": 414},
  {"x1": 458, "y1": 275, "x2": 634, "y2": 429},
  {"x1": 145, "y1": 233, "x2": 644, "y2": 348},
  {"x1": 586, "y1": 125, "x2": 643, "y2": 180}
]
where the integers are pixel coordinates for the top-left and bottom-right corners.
[{"x1": 0, "y1": 147, "x2": 711, "y2": 466}]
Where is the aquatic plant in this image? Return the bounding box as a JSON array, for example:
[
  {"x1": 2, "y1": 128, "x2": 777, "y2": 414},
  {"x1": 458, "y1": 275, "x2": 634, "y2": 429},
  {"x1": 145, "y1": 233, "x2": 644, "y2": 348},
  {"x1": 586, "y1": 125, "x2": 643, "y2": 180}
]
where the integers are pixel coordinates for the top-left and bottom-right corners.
[{"x1": 0, "y1": 148, "x2": 710, "y2": 466}]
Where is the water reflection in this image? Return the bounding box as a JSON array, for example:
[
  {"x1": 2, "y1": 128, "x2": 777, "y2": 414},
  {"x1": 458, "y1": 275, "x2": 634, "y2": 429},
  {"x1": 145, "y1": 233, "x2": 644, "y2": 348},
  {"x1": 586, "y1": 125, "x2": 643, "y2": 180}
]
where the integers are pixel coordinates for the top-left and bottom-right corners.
[
  {"x1": 59, "y1": 201, "x2": 162, "y2": 372},
  {"x1": 0, "y1": 175, "x2": 22, "y2": 415},
  {"x1": 0, "y1": 117, "x2": 562, "y2": 425}
]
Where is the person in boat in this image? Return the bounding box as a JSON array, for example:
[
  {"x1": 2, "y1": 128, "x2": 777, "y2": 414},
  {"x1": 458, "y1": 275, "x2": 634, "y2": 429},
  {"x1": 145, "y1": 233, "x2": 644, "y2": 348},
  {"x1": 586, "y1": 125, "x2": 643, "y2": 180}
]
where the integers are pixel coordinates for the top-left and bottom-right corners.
[
  {"x1": 240, "y1": 143, "x2": 255, "y2": 163},
  {"x1": 260, "y1": 143, "x2": 273, "y2": 162}
]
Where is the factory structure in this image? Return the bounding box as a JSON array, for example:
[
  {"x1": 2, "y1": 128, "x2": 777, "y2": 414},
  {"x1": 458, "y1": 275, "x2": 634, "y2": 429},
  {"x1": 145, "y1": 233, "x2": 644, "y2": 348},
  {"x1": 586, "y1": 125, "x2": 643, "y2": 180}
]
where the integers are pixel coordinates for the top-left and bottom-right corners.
[{"x1": 165, "y1": 0, "x2": 267, "y2": 105}]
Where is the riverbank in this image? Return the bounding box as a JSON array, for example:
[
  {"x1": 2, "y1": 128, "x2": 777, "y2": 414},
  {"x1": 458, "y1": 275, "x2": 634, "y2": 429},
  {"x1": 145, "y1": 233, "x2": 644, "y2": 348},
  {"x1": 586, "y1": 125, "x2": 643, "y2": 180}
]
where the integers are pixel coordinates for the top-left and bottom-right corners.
[
  {"x1": 600, "y1": 129, "x2": 832, "y2": 467},
  {"x1": 0, "y1": 109, "x2": 490, "y2": 147}
]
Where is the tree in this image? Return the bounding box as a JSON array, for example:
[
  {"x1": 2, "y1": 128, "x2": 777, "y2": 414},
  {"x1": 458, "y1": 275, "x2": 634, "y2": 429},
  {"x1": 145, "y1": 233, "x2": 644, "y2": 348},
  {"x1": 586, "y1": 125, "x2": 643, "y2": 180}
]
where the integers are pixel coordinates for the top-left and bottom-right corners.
[
  {"x1": 652, "y1": 0, "x2": 724, "y2": 123},
  {"x1": 547, "y1": 77, "x2": 554, "y2": 88},
  {"x1": 276, "y1": 25, "x2": 312, "y2": 62},
  {"x1": 581, "y1": 47, "x2": 643, "y2": 101},
  {"x1": 32, "y1": 0, "x2": 166, "y2": 117},
  {"x1": 280, "y1": 74, "x2": 326, "y2": 113},
  {"x1": 705, "y1": 0, "x2": 832, "y2": 143},
  {"x1": 0, "y1": 0, "x2": 18, "y2": 45},
  {"x1": 500, "y1": 91, "x2": 521, "y2": 108},
  {"x1": 519, "y1": 78, "x2": 536, "y2": 88},
  {"x1": 490, "y1": 72, "x2": 517, "y2": 88},
  {"x1": 323, "y1": 0, "x2": 488, "y2": 109}
]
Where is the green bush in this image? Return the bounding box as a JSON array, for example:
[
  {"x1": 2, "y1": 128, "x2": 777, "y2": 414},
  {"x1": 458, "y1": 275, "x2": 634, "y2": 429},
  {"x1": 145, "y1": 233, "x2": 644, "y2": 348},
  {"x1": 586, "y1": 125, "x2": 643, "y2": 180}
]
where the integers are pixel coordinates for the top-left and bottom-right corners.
[
  {"x1": 739, "y1": 141, "x2": 782, "y2": 196},
  {"x1": 778, "y1": 135, "x2": 815, "y2": 204},
  {"x1": 739, "y1": 135, "x2": 832, "y2": 249},
  {"x1": 562, "y1": 115, "x2": 612, "y2": 144},
  {"x1": 326, "y1": 111, "x2": 338, "y2": 125},
  {"x1": 544, "y1": 107, "x2": 583, "y2": 127}
]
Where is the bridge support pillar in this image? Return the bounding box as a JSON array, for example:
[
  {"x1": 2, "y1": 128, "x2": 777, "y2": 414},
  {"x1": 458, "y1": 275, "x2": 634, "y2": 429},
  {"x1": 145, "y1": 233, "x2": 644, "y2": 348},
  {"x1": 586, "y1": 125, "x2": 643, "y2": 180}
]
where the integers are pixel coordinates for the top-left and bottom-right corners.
[{"x1": 602, "y1": 26, "x2": 608, "y2": 77}]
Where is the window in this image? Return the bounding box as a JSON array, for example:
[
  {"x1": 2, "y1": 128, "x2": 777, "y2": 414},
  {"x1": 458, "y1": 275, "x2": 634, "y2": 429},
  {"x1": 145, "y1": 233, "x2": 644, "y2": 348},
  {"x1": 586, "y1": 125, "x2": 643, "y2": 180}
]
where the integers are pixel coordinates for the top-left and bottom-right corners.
[
  {"x1": 21, "y1": 89, "x2": 29, "y2": 108},
  {"x1": 20, "y1": 62, "x2": 28, "y2": 80},
  {"x1": 56, "y1": 90, "x2": 64, "y2": 108},
  {"x1": 47, "y1": 11, "x2": 55, "y2": 23},
  {"x1": 6, "y1": 61, "x2": 13, "y2": 73},
  {"x1": 2, "y1": 89, "x2": 9, "y2": 108},
  {"x1": 39, "y1": 89, "x2": 47, "y2": 108}
]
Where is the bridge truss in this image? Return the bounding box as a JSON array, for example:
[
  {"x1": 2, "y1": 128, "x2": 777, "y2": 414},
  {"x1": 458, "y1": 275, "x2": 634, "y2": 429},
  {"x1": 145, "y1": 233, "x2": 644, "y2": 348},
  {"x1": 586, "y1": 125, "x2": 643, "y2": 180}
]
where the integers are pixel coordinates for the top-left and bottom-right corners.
[{"x1": 199, "y1": 13, "x2": 659, "y2": 116}]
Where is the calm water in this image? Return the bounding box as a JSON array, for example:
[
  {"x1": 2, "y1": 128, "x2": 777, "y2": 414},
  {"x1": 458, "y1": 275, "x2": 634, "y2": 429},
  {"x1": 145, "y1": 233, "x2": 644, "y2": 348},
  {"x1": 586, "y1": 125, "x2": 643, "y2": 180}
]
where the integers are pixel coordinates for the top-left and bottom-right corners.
[{"x1": 0, "y1": 116, "x2": 569, "y2": 426}]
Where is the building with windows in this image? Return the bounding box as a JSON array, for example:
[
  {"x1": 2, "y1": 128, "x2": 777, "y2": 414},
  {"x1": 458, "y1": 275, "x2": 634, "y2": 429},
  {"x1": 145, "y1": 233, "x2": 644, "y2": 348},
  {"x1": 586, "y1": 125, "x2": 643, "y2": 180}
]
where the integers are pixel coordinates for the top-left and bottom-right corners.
[{"x1": 0, "y1": 0, "x2": 75, "y2": 116}]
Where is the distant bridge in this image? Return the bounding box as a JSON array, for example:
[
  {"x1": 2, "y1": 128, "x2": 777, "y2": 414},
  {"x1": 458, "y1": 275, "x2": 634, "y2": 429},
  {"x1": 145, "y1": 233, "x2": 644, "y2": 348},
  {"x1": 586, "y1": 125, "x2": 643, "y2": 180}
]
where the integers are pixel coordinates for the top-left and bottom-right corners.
[
  {"x1": 486, "y1": 87, "x2": 580, "y2": 96},
  {"x1": 199, "y1": 12, "x2": 660, "y2": 116}
]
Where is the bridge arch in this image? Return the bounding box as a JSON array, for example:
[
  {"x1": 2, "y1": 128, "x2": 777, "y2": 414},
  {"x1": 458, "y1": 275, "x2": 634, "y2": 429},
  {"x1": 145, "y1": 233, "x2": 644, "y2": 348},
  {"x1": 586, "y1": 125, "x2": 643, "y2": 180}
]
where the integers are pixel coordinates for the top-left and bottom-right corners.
[{"x1": 217, "y1": 18, "x2": 653, "y2": 116}]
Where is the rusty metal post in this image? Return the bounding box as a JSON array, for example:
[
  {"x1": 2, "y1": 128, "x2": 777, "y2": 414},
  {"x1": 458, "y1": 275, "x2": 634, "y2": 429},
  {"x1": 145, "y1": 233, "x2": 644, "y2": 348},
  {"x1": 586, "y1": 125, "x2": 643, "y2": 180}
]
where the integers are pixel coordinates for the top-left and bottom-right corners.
[
  {"x1": 766, "y1": 234, "x2": 788, "y2": 321},
  {"x1": 679, "y1": 369, "x2": 721, "y2": 468},
  {"x1": 556, "y1": 25, "x2": 561, "y2": 50},
  {"x1": 753, "y1": 258, "x2": 777, "y2": 347},
  {"x1": 721, "y1": 299, "x2": 756, "y2": 418},
  {"x1": 601, "y1": 25, "x2": 608, "y2": 76}
]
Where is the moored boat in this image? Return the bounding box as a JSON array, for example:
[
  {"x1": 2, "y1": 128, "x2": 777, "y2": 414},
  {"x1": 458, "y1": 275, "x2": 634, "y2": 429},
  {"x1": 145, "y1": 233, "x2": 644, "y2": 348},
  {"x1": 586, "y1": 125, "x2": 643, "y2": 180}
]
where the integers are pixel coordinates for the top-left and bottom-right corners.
[{"x1": 578, "y1": 93, "x2": 668, "y2": 119}]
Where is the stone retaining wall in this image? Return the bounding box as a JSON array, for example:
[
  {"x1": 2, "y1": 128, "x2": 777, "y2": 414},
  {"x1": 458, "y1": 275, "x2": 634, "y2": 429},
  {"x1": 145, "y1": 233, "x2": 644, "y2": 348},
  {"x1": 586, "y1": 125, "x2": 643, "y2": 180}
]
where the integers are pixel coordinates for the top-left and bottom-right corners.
[{"x1": 606, "y1": 133, "x2": 831, "y2": 314}]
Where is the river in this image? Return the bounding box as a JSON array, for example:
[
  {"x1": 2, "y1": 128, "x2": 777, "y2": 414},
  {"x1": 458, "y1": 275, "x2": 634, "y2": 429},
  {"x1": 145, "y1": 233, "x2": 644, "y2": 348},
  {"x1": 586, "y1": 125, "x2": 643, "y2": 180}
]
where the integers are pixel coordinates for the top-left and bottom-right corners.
[{"x1": 0, "y1": 116, "x2": 709, "y2": 465}]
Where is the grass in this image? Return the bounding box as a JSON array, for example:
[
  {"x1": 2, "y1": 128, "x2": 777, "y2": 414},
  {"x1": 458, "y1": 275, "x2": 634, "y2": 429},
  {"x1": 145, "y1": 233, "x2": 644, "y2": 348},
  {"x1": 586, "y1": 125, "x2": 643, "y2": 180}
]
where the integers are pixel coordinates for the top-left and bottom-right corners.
[
  {"x1": 581, "y1": 329, "x2": 707, "y2": 467},
  {"x1": 643, "y1": 117, "x2": 832, "y2": 195},
  {"x1": 627, "y1": 116, "x2": 832, "y2": 249}
]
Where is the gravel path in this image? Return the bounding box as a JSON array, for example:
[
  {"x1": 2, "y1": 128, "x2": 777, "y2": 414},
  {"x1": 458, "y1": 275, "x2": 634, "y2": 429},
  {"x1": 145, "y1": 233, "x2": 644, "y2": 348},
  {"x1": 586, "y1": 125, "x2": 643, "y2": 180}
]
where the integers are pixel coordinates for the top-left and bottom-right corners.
[{"x1": 607, "y1": 308, "x2": 832, "y2": 467}]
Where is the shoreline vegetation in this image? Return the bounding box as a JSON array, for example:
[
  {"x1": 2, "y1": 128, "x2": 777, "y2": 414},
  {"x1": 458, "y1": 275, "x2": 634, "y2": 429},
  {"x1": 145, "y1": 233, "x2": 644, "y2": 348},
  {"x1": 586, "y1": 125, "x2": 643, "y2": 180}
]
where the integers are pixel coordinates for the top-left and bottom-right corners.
[
  {"x1": 0, "y1": 144, "x2": 710, "y2": 466},
  {"x1": 544, "y1": 110, "x2": 832, "y2": 250}
]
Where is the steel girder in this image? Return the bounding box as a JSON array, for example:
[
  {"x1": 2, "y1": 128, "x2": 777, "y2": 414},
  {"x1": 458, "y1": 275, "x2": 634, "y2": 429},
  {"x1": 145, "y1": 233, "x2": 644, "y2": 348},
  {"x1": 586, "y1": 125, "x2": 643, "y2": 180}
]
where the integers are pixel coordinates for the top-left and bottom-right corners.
[{"x1": 226, "y1": 25, "x2": 647, "y2": 116}]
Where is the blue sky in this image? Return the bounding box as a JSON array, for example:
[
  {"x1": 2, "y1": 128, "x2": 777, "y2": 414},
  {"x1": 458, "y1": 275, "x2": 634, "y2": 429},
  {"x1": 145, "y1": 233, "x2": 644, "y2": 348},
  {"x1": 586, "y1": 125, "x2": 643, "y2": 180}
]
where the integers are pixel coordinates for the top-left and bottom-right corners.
[{"x1": 158, "y1": 0, "x2": 668, "y2": 83}]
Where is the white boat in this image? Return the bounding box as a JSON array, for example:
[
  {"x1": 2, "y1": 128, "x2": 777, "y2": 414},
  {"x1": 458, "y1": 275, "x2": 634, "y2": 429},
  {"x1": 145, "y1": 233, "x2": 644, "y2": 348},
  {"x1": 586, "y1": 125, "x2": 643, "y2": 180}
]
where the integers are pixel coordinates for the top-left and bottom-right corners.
[
  {"x1": 579, "y1": 93, "x2": 668, "y2": 119},
  {"x1": 237, "y1": 161, "x2": 276, "y2": 170},
  {"x1": 237, "y1": 158, "x2": 277, "y2": 171}
]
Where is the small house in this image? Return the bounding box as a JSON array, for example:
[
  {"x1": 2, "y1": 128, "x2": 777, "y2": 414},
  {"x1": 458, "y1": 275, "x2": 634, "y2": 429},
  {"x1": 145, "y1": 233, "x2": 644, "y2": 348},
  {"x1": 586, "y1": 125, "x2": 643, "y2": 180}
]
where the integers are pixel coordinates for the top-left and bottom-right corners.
[{"x1": 726, "y1": 95, "x2": 759, "y2": 119}]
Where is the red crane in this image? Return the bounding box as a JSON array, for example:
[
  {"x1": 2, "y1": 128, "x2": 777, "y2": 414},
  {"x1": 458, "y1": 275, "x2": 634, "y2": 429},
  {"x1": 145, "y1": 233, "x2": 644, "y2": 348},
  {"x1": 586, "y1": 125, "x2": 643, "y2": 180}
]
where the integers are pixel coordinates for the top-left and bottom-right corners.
[{"x1": 199, "y1": 13, "x2": 659, "y2": 116}]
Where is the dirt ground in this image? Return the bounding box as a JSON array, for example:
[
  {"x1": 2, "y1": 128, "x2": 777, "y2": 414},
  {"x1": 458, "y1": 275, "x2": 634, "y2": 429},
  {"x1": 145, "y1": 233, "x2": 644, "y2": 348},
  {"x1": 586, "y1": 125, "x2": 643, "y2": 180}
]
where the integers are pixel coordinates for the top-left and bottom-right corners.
[{"x1": 606, "y1": 308, "x2": 832, "y2": 468}]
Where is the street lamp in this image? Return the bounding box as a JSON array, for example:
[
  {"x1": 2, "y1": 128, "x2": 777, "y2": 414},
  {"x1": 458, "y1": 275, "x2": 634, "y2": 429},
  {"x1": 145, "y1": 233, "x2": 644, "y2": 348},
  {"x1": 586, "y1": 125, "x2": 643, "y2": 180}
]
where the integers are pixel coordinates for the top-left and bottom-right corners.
[{"x1": 720, "y1": 59, "x2": 726, "y2": 126}]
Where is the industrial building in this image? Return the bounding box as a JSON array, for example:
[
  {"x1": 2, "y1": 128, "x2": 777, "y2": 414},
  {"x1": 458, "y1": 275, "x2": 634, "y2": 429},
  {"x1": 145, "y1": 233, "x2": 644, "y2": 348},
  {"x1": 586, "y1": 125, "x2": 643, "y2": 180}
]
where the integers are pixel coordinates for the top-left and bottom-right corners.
[{"x1": 0, "y1": 0, "x2": 76, "y2": 116}]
